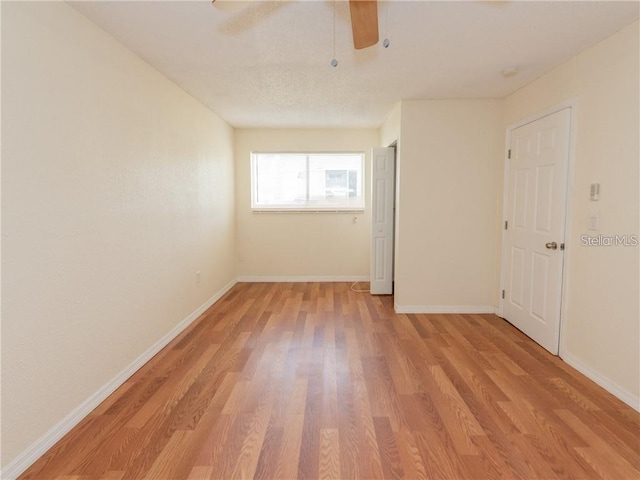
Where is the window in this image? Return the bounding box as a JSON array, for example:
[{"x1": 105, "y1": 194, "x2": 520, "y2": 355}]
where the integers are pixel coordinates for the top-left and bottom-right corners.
[{"x1": 251, "y1": 152, "x2": 365, "y2": 211}]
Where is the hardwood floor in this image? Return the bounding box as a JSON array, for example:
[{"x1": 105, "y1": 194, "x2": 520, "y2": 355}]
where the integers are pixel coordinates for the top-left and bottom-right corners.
[{"x1": 20, "y1": 282, "x2": 639, "y2": 479}]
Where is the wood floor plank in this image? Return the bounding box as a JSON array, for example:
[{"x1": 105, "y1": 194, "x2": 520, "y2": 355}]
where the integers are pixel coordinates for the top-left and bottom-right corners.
[
  {"x1": 372, "y1": 416, "x2": 404, "y2": 479},
  {"x1": 279, "y1": 413, "x2": 306, "y2": 478},
  {"x1": 429, "y1": 364, "x2": 486, "y2": 437},
  {"x1": 72, "y1": 426, "x2": 139, "y2": 478},
  {"x1": 362, "y1": 355, "x2": 405, "y2": 431},
  {"x1": 185, "y1": 465, "x2": 213, "y2": 480},
  {"x1": 464, "y1": 435, "x2": 520, "y2": 480},
  {"x1": 352, "y1": 381, "x2": 384, "y2": 479},
  {"x1": 482, "y1": 351, "x2": 528, "y2": 376},
  {"x1": 318, "y1": 428, "x2": 341, "y2": 480},
  {"x1": 18, "y1": 282, "x2": 639, "y2": 480},
  {"x1": 438, "y1": 346, "x2": 518, "y2": 436},
  {"x1": 296, "y1": 338, "x2": 323, "y2": 480},
  {"x1": 20, "y1": 415, "x2": 116, "y2": 480},
  {"x1": 336, "y1": 372, "x2": 359, "y2": 479},
  {"x1": 229, "y1": 391, "x2": 275, "y2": 480},
  {"x1": 508, "y1": 433, "x2": 563, "y2": 479},
  {"x1": 251, "y1": 424, "x2": 284, "y2": 480},
  {"x1": 194, "y1": 413, "x2": 235, "y2": 467},
  {"x1": 142, "y1": 430, "x2": 194, "y2": 480},
  {"x1": 395, "y1": 429, "x2": 428, "y2": 480},
  {"x1": 101, "y1": 471, "x2": 125, "y2": 480},
  {"x1": 126, "y1": 342, "x2": 221, "y2": 429},
  {"x1": 555, "y1": 408, "x2": 640, "y2": 476},
  {"x1": 413, "y1": 429, "x2": 472, "y2": 479}
]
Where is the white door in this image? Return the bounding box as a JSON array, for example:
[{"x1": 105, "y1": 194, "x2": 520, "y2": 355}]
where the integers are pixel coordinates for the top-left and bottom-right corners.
[
  {"x1": 502, "y1": 108, "x2": 571, "y2": 354},
  {"x1": 370, "y1": 147, "x2": 395, "y2": 295}
]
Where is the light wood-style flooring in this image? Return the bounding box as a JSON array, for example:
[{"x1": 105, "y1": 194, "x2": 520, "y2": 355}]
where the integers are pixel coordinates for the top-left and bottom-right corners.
[{"x1": 20, "y1": 282, "x2": 640, "y2": 479}]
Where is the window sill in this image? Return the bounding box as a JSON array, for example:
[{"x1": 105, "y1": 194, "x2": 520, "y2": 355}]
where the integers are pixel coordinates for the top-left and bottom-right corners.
[{"x1": 251, "y1": 208, "x2": 365, "y2": 214}]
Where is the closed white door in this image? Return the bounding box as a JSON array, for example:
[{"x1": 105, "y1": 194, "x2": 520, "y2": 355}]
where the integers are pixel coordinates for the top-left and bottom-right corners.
[
  {"x1": 370, "y1": 147, "x2": 395, "y2": 295},
  {"x1": 502, "y1": 108, "x2": 571, "y2": 354}
]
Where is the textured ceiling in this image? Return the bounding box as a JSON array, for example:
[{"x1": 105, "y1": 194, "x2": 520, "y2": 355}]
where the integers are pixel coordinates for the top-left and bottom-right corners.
[{"x1": 70, "y1": 0, "x2": 639, "y2": 128}]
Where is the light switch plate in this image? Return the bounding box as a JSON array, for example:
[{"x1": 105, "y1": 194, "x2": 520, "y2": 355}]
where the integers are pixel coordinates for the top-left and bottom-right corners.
[{"x1": 587, "y1": 213, "x2": 600, "y2": 231}]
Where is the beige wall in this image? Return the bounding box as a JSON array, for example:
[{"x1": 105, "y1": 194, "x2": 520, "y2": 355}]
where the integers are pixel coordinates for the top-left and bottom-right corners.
[
  {"x1": 381, "y1": 102, "x2": 401, "y2": 147},
  {"x1": 235, "y1": 128, "x2": 379, "y2": 279},
  {"x1": 394, "y1": 100, "x2": 504, "y2": 311},
  {"x1": 504, "y1": 21, "x2": 639, "y2": 404},
  {"x1": 1, "y1": 2, "x2": 236, "y2": 466}
]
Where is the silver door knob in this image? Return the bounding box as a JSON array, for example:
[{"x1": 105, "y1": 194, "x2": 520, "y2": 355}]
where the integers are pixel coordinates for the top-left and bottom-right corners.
[{"x1": 545, "y1": 242, "x2": 558, "y2": 250}]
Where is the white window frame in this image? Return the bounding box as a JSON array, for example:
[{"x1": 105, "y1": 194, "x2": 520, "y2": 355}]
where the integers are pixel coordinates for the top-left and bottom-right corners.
[{"x1": 250, "y1": 152, "x2": 366, "y2": 212}]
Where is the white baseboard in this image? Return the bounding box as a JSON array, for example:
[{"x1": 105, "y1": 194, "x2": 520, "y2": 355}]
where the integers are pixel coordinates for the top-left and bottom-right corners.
[
  {"x1": 236, "y1": 275, "x2": 370, "y2": 283},
  {"x1": 560, "y1": 350, "x2": 640, "y2": 412},
  {"x1": 1, "y1": 279, "x2": 237, "y2": 480},
  {"x1": 394, "y1": 304, "x2": 496, "y2": 314}
]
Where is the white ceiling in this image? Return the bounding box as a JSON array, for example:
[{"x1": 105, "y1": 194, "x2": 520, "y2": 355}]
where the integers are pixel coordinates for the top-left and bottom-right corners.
[{"x1": 70, "y1": 0, "x2": 639, "y2": 128}]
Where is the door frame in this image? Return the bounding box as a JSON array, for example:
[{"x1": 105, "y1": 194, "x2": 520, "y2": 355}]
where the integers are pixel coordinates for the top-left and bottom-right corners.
[
  {"x1": 498, "y1": 98, "x2": 578, "y2": 359},
  {"x1": 389, "y1": 141, "x2": 397, "y2": 292}
]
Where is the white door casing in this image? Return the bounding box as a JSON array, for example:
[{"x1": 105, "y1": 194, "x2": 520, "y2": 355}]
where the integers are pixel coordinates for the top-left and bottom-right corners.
[
  {"x1": 370, "y1": 147, "x2": 395, "y2": 295},
  {"x1": 502, "y1": 108, "x2": 571, "y2": 354}
]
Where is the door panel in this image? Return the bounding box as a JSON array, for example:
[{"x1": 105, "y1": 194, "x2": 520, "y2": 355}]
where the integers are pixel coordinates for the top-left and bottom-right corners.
[
  {"x1": 513, "y1": 169, "x2": 529, "y2": 228},
  {"x1": 375, "y1": 179, "x2": 386, "y2": 222},
  {"x1": 510, "y1": 247, "x2": 526, "y2": 308},
  {"x1": 503, "y1": 108, "x2": 571, "y2": 354},
  {"x1": 534, "y1": 165, "x2": 554, "y2": 233},
  {"x1": 531, "y1": 252, "x2": 550, "y2": 322},
  {"x1": 374, "y1": 237, "x2": 386, "y2": 281}
]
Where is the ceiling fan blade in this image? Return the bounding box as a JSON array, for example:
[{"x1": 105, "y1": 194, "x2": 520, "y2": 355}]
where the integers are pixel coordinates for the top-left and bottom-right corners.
[
  {"x1": 349, "y1": 0, "x2": 379, "y2": 50},
  {"x1": 211, "y1": 0, "x2": 248, "y2": 14}
]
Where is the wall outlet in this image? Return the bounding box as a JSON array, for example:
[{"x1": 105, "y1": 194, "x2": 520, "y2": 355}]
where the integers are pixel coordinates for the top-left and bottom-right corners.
[{"x1": 196, "y1": 270, "x2": 201, "y2": 284}]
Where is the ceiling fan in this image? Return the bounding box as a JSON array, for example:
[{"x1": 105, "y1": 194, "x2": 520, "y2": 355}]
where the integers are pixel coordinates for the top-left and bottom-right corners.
[{"x1": 212, "y1": 0, "x2": 380, "y2": 50}]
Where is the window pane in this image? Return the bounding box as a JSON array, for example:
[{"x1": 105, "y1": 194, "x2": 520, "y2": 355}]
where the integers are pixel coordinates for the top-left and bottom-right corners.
[
  {"x1": 308, "y1": 154, "x2": 363, "y2": 208},
  {"x1": 252, "y1": 153, "x2": 364, "y2": 210},
  {"x1": 254, "y1": 154, "x2": 306, "y2": 206}
]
